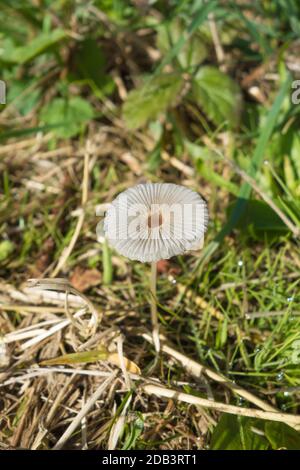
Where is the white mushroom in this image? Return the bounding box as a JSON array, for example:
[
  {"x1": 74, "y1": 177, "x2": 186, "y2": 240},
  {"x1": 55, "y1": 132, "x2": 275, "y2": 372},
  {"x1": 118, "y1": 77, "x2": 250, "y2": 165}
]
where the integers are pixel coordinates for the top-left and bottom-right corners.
[
  {"x1": 103, "y1": 182, "x2": 208, "y2": 353},
  {"x1": 103, "y1": 183, "x2": 208, "y2": 262}
]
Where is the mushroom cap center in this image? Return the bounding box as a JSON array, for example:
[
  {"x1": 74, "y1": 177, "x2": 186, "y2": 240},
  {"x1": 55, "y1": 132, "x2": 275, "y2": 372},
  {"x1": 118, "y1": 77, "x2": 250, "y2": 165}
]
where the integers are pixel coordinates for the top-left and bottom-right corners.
[{"x1": 147, "y1": 211, "x2": 163, "y2": 229}]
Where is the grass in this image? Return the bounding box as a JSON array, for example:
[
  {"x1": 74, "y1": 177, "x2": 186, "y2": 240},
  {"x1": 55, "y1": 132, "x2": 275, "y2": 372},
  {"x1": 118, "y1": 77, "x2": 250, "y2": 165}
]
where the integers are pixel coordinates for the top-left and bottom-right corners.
[{"x1": 0, "y1": 0, "x2": 300, "y2": 451}]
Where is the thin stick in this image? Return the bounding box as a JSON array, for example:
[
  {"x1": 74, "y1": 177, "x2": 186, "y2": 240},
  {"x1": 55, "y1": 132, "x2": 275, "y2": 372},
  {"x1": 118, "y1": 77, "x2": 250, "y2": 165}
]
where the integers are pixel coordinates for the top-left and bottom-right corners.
[
  {"x1": 208, "y1": 12, "x2": 226, "y2": 71},
  {"x1": 150, "y1": 261, "x2": 160, "y2": 353},
  {"x1": 143, "y1": 384, "x2": 300, "y2": 429},
  {"x1": 142, "y1": 332, "x2": 277, "y2": 413}
]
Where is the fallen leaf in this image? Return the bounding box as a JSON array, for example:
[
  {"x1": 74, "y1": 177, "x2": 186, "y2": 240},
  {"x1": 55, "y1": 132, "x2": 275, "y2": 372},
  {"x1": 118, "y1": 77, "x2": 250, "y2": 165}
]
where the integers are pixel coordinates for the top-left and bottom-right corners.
[
  {"x1": 108, "y1": 353, "x2": 141, "y2": 375},
  {"x1": 157, "y1": 260, "x2": 170, "y2": 273},
  {"x1": 70, "y1": 267, "x2": 101, "y2": 292},
  {"x1": 157, "y1": 259, "x2": 181, "y2": 276}
]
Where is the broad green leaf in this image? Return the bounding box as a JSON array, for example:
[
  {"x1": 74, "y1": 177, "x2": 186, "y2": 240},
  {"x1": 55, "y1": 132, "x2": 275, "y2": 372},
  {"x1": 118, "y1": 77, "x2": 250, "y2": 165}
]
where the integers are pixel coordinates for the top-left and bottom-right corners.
[
  {"x1": 73, "y1": 38, "x2": 115, "y2": 95},
  {"x1": 0, "y1": 240, "x2": 14, "y2": 262},
  {"x1": 210, "y1": 414, "x2": 269, "y2": 450},
  {"x1": 123, "y1": 74, "x2": 183, "y2": 130},
  {"x1": 39, "y1": 96, "x2": 94, "y2": 138},
  {"x1": 232, "y1": 199, "x2": 289, "y2": 234},
  {"x1": 191, "y1": 66, "x2": 242, "y2": 128},
  {"x1": 0, "y1": 29, "x2": 67, "y2": 64},
  {"x1": 265, "y1": 422, "x2": 300, "y2": 450}
]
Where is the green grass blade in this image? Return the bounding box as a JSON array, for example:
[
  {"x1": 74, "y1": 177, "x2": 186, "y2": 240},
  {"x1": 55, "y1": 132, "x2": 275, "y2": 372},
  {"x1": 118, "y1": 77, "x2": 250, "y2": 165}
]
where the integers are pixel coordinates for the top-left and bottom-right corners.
[{"x1": 102, "y1": 238, "x2": 113, "y2": 285}]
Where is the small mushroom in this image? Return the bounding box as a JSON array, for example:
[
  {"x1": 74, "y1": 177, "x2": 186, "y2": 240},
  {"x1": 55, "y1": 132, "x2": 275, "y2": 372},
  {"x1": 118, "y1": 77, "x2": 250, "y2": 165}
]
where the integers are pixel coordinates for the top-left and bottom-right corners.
[{"x1": 103, "y1": 183, "x2": 208, "y2": 352}]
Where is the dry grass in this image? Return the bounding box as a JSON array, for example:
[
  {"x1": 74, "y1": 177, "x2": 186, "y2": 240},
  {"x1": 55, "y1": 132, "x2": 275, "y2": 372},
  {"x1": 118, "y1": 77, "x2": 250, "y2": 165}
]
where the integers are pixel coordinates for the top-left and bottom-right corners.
[{"x1": 1, "y1": 123, "x2": 299, "y2": 449}]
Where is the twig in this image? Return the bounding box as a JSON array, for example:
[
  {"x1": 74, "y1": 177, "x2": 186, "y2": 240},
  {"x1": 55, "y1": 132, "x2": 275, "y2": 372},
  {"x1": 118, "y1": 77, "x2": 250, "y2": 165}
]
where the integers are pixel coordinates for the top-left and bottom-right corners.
[
  {"x1": 208, "y1": 12, "x2": 226, "y2": 71},
  {"x1": 142, "y1": 332, "x2": 277, "y2": 413},
  {"x1": 143, "y1": 384, "x2": 300, "y2": 429}
]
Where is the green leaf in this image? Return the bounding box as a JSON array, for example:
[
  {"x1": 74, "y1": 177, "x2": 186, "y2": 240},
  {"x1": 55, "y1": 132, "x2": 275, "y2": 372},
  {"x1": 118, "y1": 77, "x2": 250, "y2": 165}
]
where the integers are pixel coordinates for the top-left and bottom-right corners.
[
  {"x1": 123, "y1": 74, "x2": 183, "y2": 130},
  {"x1": 73, "y1": 38, "x2": 115, "y2": 95},
  {"x1": 147, "y1": 142, "x2": 162, "y2": 172},
  {"x1": 39, "y1": 96, "x2": 94, "y2": 138},
  {"x1": 184, "y1": 140, "x2": 216, "y2": 161},
  {"x1": 0, "y1": 240, "x2": 14, "y2": 262},
  {"x1": 40, "y1": 349, "x2": 141, "y2": 374},
  {"x1": 191, "y1": 66, "x2": 242, "y2": 128},
  {"x1": 196, "y1": 160, "x2": 240, "y2": 196},
  {"x1": 232, "y1": 199, "x2": 289, "y2": 235},
  {"x1": 265, "y1": 422, "x2": 300, "y2": 450},
  {"x1": 210, "y1": 415, "x2": 269, "y2": 450},
  {"x1": 122, "y1": 415, "x2": 144, "y2": 450},
  {"x1": 185, "y1": 141, "x2": 239, "y2": 196},
  {"x1": 40, "y1": 349, "x2": 108, "y2": 366},
  {"x1": 156, "y1": 19, "x2": 208, "y2": 69},
  {"x1": 0, "y1": 29, "x2": 67, "y2": 64}
]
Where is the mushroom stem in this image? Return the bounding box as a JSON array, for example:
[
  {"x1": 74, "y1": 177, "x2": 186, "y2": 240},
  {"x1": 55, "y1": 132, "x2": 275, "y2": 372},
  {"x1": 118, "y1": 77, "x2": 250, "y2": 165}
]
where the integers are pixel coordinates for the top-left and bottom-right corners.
[{"x1": 150, "y1": 261, "x2": 160, "y2": 353}]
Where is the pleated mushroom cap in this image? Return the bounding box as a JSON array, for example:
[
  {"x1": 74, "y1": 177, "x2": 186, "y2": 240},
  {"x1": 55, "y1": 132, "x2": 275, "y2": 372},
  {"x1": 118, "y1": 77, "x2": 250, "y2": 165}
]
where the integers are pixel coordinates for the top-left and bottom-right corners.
[{"x1": 103, "y1": 183, "x2": 208, "y2": 263}]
